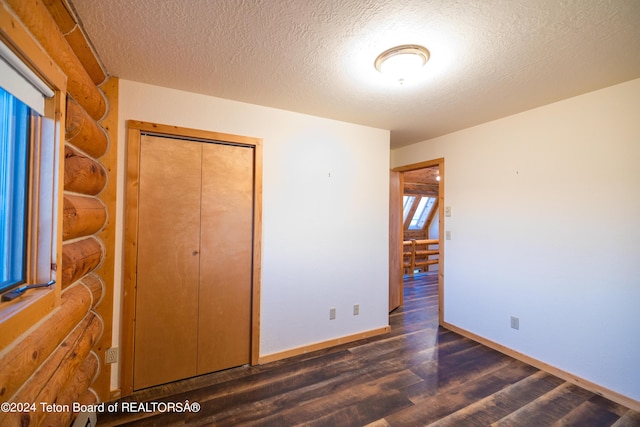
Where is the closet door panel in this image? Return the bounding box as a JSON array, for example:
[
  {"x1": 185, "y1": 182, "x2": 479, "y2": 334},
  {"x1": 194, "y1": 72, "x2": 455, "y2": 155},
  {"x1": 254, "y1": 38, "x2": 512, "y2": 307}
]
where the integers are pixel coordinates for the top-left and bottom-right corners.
[
  {"x1": 197, "y1": 143, "x2": 253, "y2": 373},
  {"x1": 134, "y1": 135, "x2": 202, "y2": 390}
]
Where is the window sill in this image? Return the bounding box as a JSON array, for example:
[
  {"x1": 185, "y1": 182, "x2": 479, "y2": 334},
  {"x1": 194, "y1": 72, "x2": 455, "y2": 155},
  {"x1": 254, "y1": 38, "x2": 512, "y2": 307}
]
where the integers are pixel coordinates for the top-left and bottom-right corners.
[{"x1": 0, "y1": 287, "x2": 57, "y2": 349}]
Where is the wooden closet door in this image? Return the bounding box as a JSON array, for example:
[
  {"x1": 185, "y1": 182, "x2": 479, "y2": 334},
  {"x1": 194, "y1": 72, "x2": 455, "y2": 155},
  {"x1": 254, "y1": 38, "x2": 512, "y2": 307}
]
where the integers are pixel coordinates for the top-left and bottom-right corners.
[
  {"x1": 197, "y1": 143, "x2": 253, "y2": 373},
  {"x1": 134, "y1": 135, "x2": 202, "y2": 390}
]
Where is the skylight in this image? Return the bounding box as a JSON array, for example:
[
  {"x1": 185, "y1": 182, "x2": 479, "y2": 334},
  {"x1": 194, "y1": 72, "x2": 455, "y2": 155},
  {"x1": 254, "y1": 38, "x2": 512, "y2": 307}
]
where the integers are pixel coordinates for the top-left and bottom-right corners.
[
  {"x1": 402, "y1": 195, "x2": 416, "y2": 223},
  {"x1": 408, "y1": 196, "x2": 436, "y2": 230}
]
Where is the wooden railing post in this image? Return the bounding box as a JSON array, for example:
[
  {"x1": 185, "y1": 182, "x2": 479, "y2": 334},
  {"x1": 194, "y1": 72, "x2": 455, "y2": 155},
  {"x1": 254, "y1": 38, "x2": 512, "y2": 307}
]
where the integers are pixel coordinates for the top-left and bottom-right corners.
[{"x1": 410, "y1": 239, "x2": 416, "y2": 275}]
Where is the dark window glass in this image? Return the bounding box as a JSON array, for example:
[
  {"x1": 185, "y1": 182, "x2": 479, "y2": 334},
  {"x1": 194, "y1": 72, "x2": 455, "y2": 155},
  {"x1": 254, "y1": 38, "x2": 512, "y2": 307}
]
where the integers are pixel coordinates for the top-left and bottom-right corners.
[{"x1": 0, "y1": 86, "x2": 31, "y2": 292}]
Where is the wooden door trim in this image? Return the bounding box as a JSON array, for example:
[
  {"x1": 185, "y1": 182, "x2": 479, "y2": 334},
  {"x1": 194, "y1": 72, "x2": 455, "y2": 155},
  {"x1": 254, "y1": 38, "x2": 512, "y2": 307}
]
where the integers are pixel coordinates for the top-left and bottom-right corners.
[
  {"x1": 392, "y1": 158, "x2": 445, "y2": 324},
  {"x1": 121, "y1": 120, "x2": 263, "y2": 397},
  {"x1": 388, "y1": 170, "x2": 403, "y2": 312}
]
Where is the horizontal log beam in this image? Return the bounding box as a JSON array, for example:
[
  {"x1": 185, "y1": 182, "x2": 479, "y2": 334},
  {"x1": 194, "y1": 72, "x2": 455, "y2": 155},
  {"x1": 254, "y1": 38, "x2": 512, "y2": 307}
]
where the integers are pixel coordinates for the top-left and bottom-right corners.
[
  {"x1": 404, "y1": 183, "x2": 439, "y2": 196},
  {"x1": 0, "y1": 312, "x2": 103, "y2": 426},
  {"x1": 5, "y1": 0, "x2": 106, "y2": 120},
  {"x1": 42, "y1": 0, "x2": 107, "y2": 85},
  {"x1": 63, "y1": 194, "x2": 107, "y2": 241},
  {"x1": 41, "y1": 0, "x2": 75, "y2": 33},
  {"x1": 64, "y1": 146, "x2": 107, "y2": 195},
  {"x1": 61, "y1": 237, "x2": 103, "y2": 288},
  {"x1": 0, "y1": 283, "x2": 93, "y2": 402},
  {"x1": 40, "y1": 388, "x2": 100, "y2": 427},
  {"x1": 65, "y1": 27, "x2": 107, "y2": 86},
  {"x1": 40, "y1": 350, "x2": 99, "y2": 427},
  {"x1": 31, "y1": 313, "x2": 103, "y2": 406},
  {"x1": 81, "y1": 274, "x2": 105, "y2": 308},
  {"x1": 78, "y1": 388, "x2": 98, "y2": 407},
  {"x1": 66, "y1": 96, "x2": 108, "y2": 158}
]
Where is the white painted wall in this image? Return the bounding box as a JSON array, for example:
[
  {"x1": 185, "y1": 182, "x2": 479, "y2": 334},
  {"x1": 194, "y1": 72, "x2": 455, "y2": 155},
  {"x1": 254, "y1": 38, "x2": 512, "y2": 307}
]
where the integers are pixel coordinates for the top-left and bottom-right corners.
[
  {"x1": 392, "y1": 78, "x2": 640, "y2": 401},
  {"x1": 111, "y1": 80, "x2": 390, "y2": 388}
]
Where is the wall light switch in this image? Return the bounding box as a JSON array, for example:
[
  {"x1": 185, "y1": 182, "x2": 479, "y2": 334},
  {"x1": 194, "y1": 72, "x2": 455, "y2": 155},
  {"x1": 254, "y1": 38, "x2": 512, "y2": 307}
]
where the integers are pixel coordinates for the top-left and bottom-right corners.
[
  {"x1": 445, "y1": 231, "x2": 451, "y2": 240},
  {"x1": 445, "y1": 206, "x2": 452, "y2": 217}
]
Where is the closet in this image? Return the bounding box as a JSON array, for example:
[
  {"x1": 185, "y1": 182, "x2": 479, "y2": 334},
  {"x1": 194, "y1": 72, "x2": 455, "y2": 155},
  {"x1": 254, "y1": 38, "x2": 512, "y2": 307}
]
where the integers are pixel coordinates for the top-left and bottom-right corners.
[{"x1": 125, "y1": 125, "x2": 261, "y2": 391}]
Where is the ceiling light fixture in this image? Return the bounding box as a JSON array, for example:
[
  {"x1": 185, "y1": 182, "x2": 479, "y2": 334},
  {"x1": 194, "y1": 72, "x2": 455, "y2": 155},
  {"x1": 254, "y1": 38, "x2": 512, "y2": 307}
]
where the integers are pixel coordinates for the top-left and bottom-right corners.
[{"x1": 374, "y1": 44, "x2": 430, "y2": 84}]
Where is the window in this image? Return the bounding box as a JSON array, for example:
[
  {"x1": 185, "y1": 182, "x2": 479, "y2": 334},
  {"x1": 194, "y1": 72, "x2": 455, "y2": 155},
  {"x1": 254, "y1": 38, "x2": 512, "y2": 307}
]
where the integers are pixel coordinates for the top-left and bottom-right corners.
[
  {"x1": 0, "y1": 87, "x2": 32, "y2": 292},
  {"x1": 402, "y1": 195, "x2": 416, "y2": 223},
  {"x1": 0, "y1": 22, "x2": 64, "y2": 345},
  {"x1": 408, "y1": 196, "x2": 436, "y2": 230}
]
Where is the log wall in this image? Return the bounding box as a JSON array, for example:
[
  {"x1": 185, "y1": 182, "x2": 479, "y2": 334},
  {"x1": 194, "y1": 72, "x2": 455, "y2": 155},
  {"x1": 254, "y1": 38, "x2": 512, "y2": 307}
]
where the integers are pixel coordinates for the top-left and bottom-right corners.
[{"x1": 0, "y1": 0, "x2": 117, "y2": 425}]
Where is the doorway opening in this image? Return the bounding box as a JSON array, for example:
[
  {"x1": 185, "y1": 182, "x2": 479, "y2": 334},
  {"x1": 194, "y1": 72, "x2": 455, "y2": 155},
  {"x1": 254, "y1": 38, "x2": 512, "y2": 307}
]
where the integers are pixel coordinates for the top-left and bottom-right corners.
[
  {"x1": 402, "y1": 166, "x2": 440, "y2": 276},
  {"x1": 390, "y1": 158, "x2": 444, "y2": 324}
]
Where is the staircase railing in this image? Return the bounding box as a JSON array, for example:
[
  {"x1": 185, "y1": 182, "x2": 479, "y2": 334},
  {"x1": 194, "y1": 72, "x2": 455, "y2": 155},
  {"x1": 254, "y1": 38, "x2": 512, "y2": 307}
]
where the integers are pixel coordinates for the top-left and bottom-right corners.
[{"x1": 403, "y1": 239, "x2": 439, "y2": 275}]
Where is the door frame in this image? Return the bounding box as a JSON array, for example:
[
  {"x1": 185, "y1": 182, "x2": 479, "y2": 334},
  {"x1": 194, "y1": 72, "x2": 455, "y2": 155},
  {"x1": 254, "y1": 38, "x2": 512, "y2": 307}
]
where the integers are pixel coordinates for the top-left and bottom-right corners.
[
  {"x1": 120, "y1": 120, "x2": 263, "y2": 396},
  {"x1": 391, "y1": 157, "x2": 445, "y2": 324}
]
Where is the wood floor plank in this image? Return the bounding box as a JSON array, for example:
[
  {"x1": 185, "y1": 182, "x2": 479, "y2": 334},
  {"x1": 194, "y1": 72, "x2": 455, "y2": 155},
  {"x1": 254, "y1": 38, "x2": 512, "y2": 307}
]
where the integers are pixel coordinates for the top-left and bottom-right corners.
[
  {"x1": 611, "y1": 410, "x2": 640, "y2": 427},
  {"x1": 126, "y1": 348, "x2": 420, "y2": 426},
  {"x1": 585, "y1": 395, "x2": 635, "y2": 418},
  {"x1": 491, "y1": 382, "x2": 594, "y2": 426},
  {"x1": 100, "y1": 350, "x2": 358, "y2": 425},
  {"x1": 363, "y1": 419, "x2": 391, "y2": 427},
  {"x1": 383, "y1": 360, "x2": 538, "y2": 426},
  {"x1": 423, "y1": 371, "x2": 564, "y2": 426},
  {"x1": 251, "y1": 370, "x2": 419, "y2": 427},
  {"x1": 551, "y1": 398, "x2": 624, "y2": 427},
  {"x1": 98, "y1": 273, "x2": 640, "y2": 427},
  {"x1": 348, "y1": 326, "x2": 442, "y2": 357},
  {"x1": 150, "y1": 355, "x2": 366, "y2": 425},
  {"x1": 402, "y1": 341, "x2": 514, "y2": 403},
  {"x1": 187, "y1": 369, "x2": 419, "y2": 426}
]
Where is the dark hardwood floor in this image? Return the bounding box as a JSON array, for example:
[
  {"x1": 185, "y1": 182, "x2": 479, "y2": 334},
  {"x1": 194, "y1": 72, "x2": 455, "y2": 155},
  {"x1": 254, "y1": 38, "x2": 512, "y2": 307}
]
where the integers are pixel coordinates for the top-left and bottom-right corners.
[{"x1": 99, "y1": 273, "x2": 640, "y2": 426}]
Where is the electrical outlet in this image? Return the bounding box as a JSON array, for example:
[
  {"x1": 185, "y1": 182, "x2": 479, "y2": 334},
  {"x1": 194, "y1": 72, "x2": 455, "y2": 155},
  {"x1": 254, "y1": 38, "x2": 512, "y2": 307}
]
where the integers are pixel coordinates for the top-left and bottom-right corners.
[
  {"x1": 353, "y1": 304, "x2": 360, "y2": 316},
  {"x1": 510, "y1": 316, "x2": 520, "y2": 330},
  {"x1": 106, "y1": 347, "x2": 118, "y2": 364},
  {"x1": 329, "y1": 308, "x2": 336, "y2": 320}
]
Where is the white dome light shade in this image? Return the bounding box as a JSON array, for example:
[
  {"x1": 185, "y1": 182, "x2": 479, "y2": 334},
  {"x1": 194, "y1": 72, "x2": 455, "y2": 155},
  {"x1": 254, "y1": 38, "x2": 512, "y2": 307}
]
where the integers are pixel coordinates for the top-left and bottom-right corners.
[{"x1": 375, "y1": 45, "x2": 430, "y2": 84}]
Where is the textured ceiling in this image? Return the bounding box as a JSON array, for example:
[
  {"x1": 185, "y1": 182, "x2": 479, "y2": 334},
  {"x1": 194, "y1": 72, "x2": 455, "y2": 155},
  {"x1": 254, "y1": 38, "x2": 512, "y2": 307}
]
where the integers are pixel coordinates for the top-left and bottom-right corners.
[{"x1": 68, "y1": 0, "x2": 640, "y2": 148}]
